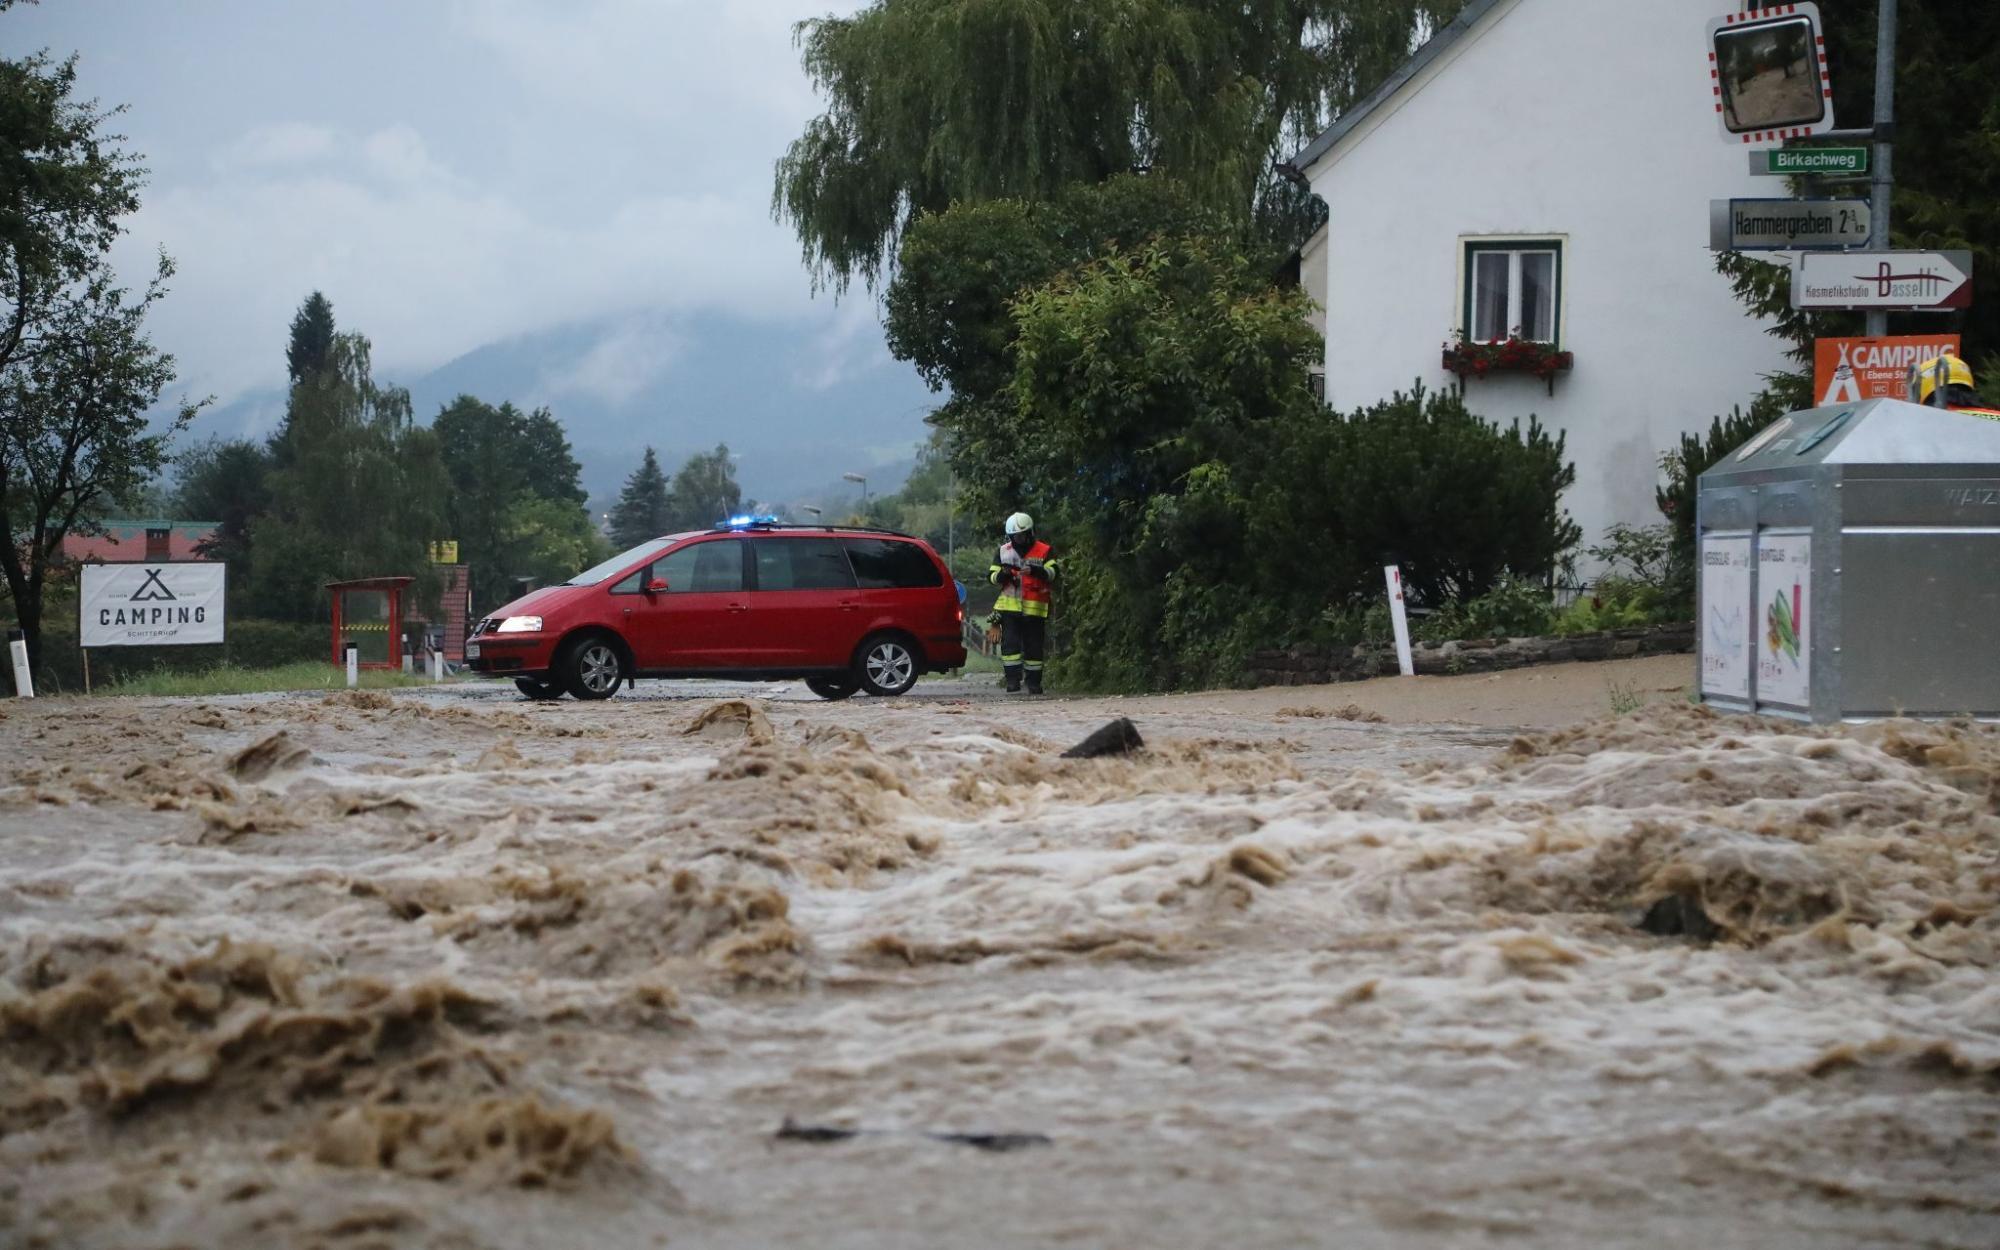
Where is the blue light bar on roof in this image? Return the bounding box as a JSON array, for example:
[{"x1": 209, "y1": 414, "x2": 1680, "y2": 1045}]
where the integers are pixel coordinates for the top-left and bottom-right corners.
[{"x1": 720, "y1": 514, "x2": 781, "y2": 529}]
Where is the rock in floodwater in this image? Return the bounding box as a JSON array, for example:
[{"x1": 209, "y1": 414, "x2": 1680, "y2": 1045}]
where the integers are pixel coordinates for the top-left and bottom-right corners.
[
  {"x1": 1060, "y1": 718, "x2": 1144, "y2": 759},
  {"x1": 1637, "y1": 892, "x2": 1722, "y2": 942}
]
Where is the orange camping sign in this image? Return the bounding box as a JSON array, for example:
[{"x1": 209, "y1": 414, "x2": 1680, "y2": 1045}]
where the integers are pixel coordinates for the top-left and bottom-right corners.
[{"x1": 1813, "y1": 335, "x2": 1961, "y2": 405}]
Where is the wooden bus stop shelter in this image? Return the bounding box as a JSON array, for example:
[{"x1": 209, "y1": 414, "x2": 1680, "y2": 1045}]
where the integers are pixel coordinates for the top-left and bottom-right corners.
[{"x1": 326, "y1": 576, "x2": 413, "y2": 670}]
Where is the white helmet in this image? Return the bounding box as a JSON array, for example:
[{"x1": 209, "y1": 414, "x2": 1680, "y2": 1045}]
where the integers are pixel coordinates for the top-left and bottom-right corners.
[{"x1": 1005, "y1": 512, "x2": 1034, "y2": 535}]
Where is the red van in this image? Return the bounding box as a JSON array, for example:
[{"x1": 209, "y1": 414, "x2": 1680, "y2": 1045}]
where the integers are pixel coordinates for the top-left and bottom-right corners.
[{"x1": 463, "y1": 521, "x2": 967, "y2": 701}]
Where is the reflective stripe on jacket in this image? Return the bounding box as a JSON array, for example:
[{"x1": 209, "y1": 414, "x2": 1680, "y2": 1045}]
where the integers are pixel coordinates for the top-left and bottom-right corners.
[{"x1": 989, "y1": 540, "x2": 1057, "y2": 618}]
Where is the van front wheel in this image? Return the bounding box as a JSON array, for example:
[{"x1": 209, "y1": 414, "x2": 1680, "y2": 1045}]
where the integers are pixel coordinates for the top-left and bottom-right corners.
[{"x1": 559, "y1": 635, "x2": 624, "y2": 701}]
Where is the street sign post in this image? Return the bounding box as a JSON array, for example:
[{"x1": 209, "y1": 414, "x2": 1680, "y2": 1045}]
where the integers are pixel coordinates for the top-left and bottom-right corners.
[
  {"x1": 1747, "y1": 147, "x2": 1869, "y2": 176},
  {"x1": 1791, "y1": 250, "x2": 1972, "y2": 311},
  {"x1": 1710, "y1": 198, "x2": 1870, "y2": 251}
]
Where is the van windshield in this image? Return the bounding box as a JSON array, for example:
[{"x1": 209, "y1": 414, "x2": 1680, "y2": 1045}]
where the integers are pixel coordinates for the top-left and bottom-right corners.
[{"x1": 564, "y1": 538, "x2": 675, "y2": 586}]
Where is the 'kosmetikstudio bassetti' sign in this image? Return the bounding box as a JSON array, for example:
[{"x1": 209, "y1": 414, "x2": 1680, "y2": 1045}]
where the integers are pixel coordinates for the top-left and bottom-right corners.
[{"x1": 79, "y1": 563, "x2": 227, "y2": 647}]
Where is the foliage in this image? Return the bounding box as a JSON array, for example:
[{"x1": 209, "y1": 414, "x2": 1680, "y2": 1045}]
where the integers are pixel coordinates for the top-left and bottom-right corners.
[
  {"x1": 434, "y1": 395, "x2": 598, "y2": 609},
  {"x1": 285, "y1": 291, "x2": 335, "y2": 384},
  {"x1": 1254, "y1": 382, "x2": 1579, "y2": 612},
  {"x1": 1655, "y1": 400, "x2": 1779, "y2": 605},
  {"x1": 774, "y1": 0, "x2": 1471, "y2": 289},
  {"x1": 247, "y1": 330, "x2": 449, "y2": 619},
  {"x1": 1819, "y1": 0, "x2": 2000, "y2": 375},
  {"x1": 1586, "y1": 522, "x2": 1675, "y2": 592},
  {"x1": 1448, "y1": 572, "x2": 1568, "y2": 640},
  {"x1": 1606, "y1": 677, "x2": 1644, "y2": 716},
  {"x1": 1551, "y1": 581, "x2": 1663, "y2": 636},
  {"x1": 0, "y1": 51, "x2": 201, "y2": 666},
  {"x1": 171, "y1": 437, "x2": 270, "y2": 585},
  {"x1": 887, "y1": 175, "x2": 1227, "y2": 398},
  {"x1": 608, "y1": 448, "x2": 671, "y2": 548},
  {"x1": 663, "y1": 443, "x2": 743, "y2": 532}
]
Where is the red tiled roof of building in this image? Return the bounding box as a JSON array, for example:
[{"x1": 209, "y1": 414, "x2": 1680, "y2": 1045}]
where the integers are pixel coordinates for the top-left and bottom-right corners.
[{"x1": 60, "y1": 521, "x2": 219, "y2": 563}]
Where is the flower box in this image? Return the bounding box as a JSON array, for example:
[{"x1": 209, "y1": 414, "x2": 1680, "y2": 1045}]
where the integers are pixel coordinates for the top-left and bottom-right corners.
[{"x1": 1441, "y1": 331, "x2": 1573, "y2": 395}]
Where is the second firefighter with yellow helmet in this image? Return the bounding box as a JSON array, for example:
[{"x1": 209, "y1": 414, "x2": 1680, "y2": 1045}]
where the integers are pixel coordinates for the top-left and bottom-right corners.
[
  {"x1": 990, "y1": 512, "x2": 1058, "y2": 693},
  {"x1": 1912, "y1": 352, "x2": 2000, "y2": 419}
]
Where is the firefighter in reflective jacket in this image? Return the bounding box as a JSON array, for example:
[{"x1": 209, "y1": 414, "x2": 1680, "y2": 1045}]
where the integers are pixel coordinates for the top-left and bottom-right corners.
[{"x1": 990, "y1": 511, "x2": 1058, "y2": 693}]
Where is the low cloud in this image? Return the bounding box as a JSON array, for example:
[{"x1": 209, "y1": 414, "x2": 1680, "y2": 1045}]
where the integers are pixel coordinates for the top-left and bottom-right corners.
[{"x1": 65, "y1": 0, "x2": 879, "y2": 406}]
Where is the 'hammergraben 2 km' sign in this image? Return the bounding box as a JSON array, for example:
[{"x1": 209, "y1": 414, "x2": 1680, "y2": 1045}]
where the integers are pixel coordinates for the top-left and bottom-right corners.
[
  {"x1": 79, "y1": 562, "x2": 227, "y2": 647},
  {"x1": 1711, "y1": 198, "x2": 1870, "y2": 251}
]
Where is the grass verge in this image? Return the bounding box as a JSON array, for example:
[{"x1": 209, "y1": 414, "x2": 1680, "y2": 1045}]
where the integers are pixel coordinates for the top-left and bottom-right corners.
[{"x1": 101, "y1": 662, "x2": 447, "y2": 698}]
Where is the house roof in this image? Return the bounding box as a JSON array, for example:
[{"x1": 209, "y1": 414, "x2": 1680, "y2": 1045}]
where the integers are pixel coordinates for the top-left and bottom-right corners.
[
  {"x1": 59, "y1": 520, "x2": 221, "y2": 563},
  {"x1": 1279, "y1": 0, "x2": 1508, "y2": 179}
]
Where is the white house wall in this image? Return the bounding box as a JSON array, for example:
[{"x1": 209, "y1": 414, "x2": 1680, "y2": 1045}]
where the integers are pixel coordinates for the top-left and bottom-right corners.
[{"x1": 1306, "y1": 0, "x2": 1791, "y2": 559}]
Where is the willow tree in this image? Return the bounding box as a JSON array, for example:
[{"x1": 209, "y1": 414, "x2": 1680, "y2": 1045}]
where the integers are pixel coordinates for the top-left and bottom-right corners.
[{"x1": 774, "y1": 0, "x2": 1469, "y2": 290}]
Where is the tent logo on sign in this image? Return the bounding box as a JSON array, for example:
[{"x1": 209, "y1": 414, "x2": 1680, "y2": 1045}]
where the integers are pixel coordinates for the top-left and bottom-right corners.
[{"x1": 130, "y1": 569, "x2": 178, "y2": 602}]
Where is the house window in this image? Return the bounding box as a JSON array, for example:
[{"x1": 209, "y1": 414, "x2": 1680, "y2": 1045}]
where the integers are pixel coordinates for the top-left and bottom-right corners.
[{"x1": 1462, "y1": 239, "x2": 1562, "y2": 345}]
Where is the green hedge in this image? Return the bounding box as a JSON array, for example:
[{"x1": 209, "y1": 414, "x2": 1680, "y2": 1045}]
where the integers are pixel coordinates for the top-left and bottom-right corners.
[{"x1": 8, "y1": 603, "x2": 326, "y2": 695}]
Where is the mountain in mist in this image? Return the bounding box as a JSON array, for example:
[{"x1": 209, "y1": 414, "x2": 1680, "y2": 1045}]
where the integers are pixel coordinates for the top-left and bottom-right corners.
[{"x1": 193, "y1": 309, "x2": 938, "y2": 515}]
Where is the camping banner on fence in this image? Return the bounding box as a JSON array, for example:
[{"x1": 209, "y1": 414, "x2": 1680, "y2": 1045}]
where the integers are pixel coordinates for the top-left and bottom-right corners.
[{"x1": 79, "y1": 563, "x2": 227, "y2": 647}]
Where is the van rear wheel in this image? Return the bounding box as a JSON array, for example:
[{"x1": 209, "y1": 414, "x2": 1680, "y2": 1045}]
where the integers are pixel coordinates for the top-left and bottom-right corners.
[{"x1": 855, "y1": 634, "x2": 920, "y2": 697}]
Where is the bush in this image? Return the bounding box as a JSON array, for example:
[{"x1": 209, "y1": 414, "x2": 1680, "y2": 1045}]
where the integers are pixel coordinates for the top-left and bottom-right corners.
[
  {"x1": 1552, "y1": 576, "x2": 1666, "y2": 636},
  {"x1": 1251, "y1": 383, "x2": 1581, "y2": 619}
]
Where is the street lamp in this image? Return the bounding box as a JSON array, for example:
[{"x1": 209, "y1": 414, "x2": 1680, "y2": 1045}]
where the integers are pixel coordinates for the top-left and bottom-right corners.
[{"x1": 842, "y1": 472, "x2": 868, "y2": 506}]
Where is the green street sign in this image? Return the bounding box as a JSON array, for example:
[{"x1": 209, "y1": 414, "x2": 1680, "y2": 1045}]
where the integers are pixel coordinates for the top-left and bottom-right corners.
[{"x1": 1750, "y1": 147, "x2": 1869, "y2": 176}]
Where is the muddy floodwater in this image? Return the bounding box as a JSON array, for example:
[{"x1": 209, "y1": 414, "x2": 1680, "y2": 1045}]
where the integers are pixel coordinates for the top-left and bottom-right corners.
[{"x1": 2, "y1": 673, "x2": 1996, "y2": 1249}]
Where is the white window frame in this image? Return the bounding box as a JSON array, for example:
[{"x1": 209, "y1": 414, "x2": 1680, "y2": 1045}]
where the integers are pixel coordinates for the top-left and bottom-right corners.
[{"x1": 1458, "y1": 235, "x2": 1566, "y2": 347}]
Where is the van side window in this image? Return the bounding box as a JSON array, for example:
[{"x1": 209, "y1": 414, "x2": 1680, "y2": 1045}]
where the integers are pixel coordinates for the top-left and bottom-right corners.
[
  {"x1": 754, "y1": 538, "x2": 857, "y2": 591},
  {"x1": 609, "y1": 567, "x2": 648, "y2": 594},
  {"x1": 655, "y1": 540, "x2": 745, "y2": 593},
  {"x1": 843, "y1": 538, "x2": 942, "y2": 589}
]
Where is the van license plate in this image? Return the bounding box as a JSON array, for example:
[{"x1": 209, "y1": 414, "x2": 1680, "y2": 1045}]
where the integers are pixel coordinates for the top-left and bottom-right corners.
[{"x1": 465, "y1": 643, "x2": 480, "y2": 659}]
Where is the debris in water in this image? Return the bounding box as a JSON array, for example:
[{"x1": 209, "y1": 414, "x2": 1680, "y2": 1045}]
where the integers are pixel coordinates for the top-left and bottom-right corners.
[
  {"x1": 226, "y1": 731, "x2": 310, "y2": 782},
  {"x1": 1278, "y1": 704, "x2": 1386, "y2": 724},
  {"x1": 776, "y1": 1118, "x2": 1051, "y2": 1152},
  {"x1": 683, "y1": 699, "x2": 776, "y2": 746},
  {"x1": 1060, "y1": 717, "x2": 1144, "y2": 759}
]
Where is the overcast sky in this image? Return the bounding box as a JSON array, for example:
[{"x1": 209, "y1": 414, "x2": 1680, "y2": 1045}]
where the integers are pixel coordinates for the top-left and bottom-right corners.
[{"x1": 3, "y1": 0, "x2": 886, "y2": 410}]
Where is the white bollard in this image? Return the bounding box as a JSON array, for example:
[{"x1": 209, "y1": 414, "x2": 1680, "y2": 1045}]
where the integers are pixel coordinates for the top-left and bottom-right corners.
[
  {"x1": 345, "y1": 644, "x2": 359, "y2": 689},
  {"x1": 8, "y1": 629, "x2": 33, "y2": 698},
  {"x1": 430, "y1": 649, "x2": 443, "y2": 683},
  {"x1": 401, "y1": 644, "x2": 413, "y2": 676},
  {"x1": 1384, "y1": 565, "x2": 1415, "y2": 678}
]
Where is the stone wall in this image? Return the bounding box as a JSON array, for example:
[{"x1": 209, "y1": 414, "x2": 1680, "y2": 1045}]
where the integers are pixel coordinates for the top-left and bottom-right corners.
[{"x1": 1246, "y1": 622, "x2": 1695, "y2": 688}]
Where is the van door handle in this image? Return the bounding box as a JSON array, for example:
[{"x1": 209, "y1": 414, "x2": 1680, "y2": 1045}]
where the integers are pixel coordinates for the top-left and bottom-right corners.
[
  {"x1": 727, "y1": 602, "x2": 750, "y2": 613},
  {"x1": 838, "y1": 601, "x2": 860, "y2": 611}
]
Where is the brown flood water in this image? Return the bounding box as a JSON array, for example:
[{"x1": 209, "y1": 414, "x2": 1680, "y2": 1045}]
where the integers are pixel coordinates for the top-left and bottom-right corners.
[{"x1": 1, "y1": 665, "x2": 1996, "y2": 1249}]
